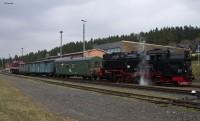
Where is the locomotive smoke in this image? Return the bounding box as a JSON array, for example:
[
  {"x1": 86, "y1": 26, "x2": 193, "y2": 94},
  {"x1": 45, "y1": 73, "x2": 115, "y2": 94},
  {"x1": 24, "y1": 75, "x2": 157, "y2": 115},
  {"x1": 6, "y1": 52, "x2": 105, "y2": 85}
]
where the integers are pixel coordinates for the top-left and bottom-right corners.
[
  {"x1": 138, "y1": 51, "x2": 149, "y2": 86},
  {"x1": 137, "y1": 36, "x2": 150, "y2": 86}
]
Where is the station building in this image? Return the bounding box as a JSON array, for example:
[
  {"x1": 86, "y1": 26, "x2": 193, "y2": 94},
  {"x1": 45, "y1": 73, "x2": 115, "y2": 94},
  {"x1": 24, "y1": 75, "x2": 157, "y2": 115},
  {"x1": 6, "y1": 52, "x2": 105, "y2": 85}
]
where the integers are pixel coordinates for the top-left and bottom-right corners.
[
  {"x1": 44, "y1": 40, "x2": 188, "y2": 60},
  {"x1": 95, "y1": 40, "x2": 189, "y2": 54}
]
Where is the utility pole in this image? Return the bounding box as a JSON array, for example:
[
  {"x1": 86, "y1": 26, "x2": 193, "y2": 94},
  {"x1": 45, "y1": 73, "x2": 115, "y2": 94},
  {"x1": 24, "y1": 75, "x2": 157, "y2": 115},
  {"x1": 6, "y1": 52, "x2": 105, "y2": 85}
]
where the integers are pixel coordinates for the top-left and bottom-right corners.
[
  {"x1": 21, "y1": 48, "x2": 23, "y2": 57},
  {"x1": 81, "y1": 19, "x2": 87, "y2": 57},
  {"x1": 198, "y1": 45, "x2": 200, "y2": 65},
  {"x1": 8, "y1": 53, "x2": 11, "y2": 69},
  {"x1": 21, "y1": 48, "x2": 24, "y2": 61},
  {"x1": 9, "y1": 53, "x2": 11, "y2": 62},
  {"x1": 59, "y1": 31, "x2": 63, "y2": 58},
  {"x1": 1, "y1": 58, "x2": 3, "y2": 69}
]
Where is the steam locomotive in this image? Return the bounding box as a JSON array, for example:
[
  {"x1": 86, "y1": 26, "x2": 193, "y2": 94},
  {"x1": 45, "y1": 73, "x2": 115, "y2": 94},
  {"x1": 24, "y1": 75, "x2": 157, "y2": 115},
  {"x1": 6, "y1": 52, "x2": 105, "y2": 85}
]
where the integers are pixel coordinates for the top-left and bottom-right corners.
[
  {"x1": 100, "y1": 49, "x2": 193, "y2": 85},
  {"x1": 10, "y1": 49, "x2": 193, "y2": 86}
]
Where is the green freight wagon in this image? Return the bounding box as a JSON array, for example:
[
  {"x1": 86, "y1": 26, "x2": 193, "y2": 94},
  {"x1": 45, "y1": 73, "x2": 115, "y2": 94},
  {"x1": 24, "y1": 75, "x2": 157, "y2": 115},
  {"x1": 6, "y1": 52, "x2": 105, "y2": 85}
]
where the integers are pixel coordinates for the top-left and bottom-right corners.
[
  {"x1": 19, "y1": 63, "x2": 30, "y2": 74},
  {"x1": 29, "y1": 63, "x2": 36, "y2": 73},
  {"x1": 19, "y1": 63, "x2": 26, "y2": 74},
  {"x1": 19, "y1": 59, "x2": 55, "y2": 75},
  {"x1": 55, "y1": 57, "x2": 102, "y2": 79},
  {"x1": 25, "y1": 63, "x2": 30, "y2": 73},
  {"x1": 19, "y1": 63, "x2": 31, "y2": 74},
  {"x1": 33, "y1": 59, "x2": 55, "y2": 75}
]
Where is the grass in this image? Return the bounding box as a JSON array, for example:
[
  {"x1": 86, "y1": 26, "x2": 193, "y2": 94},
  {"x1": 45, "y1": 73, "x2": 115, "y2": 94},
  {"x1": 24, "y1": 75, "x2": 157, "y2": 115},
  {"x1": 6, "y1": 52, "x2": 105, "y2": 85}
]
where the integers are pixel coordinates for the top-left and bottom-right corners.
[
  {"x1": 192, "y1": 61, "x2": 200, "y2": 80},
  {"x1": 0, "y1": 78, "x2": 76, "y2": 121}
]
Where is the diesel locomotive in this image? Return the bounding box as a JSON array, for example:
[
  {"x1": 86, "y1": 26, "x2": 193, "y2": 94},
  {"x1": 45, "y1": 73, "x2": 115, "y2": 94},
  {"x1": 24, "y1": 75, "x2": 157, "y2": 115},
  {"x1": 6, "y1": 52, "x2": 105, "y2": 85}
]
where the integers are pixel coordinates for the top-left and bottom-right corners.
[{"x1": 11, "y1": 49, "x2": 193, "y2": 86}]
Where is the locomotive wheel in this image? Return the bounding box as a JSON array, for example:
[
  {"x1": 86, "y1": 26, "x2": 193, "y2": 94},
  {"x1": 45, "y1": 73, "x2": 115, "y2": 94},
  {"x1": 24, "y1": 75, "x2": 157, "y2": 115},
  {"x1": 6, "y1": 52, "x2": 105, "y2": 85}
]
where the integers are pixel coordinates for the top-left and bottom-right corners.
[
  {"x1": 82, "y1": 76, "x2": 87, "y2": 80},
  {"x1": 173, "y1": 81, "x2": 180, "y2": 86},
  {"x1": 91, "y1": 75, "x2": 96, "y2": 81},
  {"x1": 66, "y1": 75, "x2": 70, "y2": 79},
  {"x1": 111, "y1": 75, "x2": 117, "y2": 83},
  {"x1": 133, "y1": 76, "x2": 140, "y2": 84},
  {"x1": 96, "y1": 76, "x2": 100, "y2": 81}
]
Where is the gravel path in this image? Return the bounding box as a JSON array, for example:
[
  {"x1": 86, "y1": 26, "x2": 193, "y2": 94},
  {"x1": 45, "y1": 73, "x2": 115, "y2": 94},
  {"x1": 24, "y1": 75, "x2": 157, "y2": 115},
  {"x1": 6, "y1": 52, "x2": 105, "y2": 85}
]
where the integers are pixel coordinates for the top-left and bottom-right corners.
[{"x1": 1, "y1": 74, "x2": 200, "y2": 121}]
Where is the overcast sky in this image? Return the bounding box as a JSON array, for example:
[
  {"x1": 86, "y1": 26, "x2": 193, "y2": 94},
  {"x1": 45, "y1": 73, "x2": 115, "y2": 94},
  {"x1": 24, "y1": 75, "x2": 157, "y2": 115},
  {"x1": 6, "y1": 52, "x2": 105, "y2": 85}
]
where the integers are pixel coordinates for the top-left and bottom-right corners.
[{"x1": 0, "y1": 0, "x2": 200, "y2": 58}]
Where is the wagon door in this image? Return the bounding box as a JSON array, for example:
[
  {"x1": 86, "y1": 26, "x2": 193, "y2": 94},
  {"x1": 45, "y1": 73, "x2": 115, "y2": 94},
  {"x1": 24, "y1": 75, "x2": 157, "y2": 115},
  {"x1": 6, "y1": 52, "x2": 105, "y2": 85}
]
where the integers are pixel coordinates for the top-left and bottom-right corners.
[{"x1": 72, "y1": 60, "x2": 89, "y2": 76}]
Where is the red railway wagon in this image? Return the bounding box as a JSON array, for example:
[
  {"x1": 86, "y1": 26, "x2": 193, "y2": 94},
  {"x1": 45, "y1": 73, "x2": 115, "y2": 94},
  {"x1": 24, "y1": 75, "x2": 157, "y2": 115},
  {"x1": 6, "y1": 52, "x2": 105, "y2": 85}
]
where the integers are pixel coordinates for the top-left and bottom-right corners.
[{"x1": 10, "y1": 60, "x2": 24, "y2": 74}]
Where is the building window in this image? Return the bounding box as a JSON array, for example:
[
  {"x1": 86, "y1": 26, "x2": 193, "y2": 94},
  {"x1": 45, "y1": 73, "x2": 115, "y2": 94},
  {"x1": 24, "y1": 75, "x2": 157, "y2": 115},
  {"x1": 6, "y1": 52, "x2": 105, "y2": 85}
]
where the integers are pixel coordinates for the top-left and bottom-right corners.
[{"x1": 106, "y1": 47, "x2": 121, "y2": 53}]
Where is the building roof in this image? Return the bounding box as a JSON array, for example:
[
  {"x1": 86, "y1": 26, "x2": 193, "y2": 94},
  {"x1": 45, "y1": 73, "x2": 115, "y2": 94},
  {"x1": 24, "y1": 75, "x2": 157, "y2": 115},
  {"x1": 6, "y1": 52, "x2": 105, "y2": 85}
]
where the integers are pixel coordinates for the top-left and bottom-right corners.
[
  {"x1": 55, "y1": 56, "x2": 97, "y2": 62},
  {"x1": 94, "y1": 41, "x2": 122, "y2": 50},
  {"x1": 122, "y1": 40, "x2": 189, "y2": 51},
  {"x1": 94, "y1": 40, "x2": 190, "y2": 55},
  {"x1": 44, "y1": 48, "x2": 105, "y2": 60}
]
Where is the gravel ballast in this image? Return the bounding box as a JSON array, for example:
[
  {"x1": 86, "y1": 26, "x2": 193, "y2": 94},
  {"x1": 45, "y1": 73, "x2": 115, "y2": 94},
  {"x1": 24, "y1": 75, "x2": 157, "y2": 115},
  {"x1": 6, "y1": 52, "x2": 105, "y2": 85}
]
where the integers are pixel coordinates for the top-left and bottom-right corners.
[{"x1": 1, "y1": 74, "x2": 200, "y2": 121}]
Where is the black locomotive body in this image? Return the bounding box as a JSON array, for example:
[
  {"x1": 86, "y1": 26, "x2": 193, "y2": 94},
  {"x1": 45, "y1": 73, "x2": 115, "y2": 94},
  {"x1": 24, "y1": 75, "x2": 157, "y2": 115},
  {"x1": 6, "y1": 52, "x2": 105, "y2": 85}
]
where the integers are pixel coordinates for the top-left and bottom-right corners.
[{"x1": 100, "y1": 49, "x2": 193, "y2": 85}]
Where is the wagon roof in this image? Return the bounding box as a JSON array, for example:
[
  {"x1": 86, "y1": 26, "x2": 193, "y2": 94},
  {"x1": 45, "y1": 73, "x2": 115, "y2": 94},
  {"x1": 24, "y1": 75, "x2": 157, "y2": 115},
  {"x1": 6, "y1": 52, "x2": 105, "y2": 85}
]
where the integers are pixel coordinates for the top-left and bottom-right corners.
[
  {"x1": 20, "y1": 59, "x2": 55, "y2": 65},
  {"x1": 55, "y1": 56, "x2": 101, "y2": 62}
]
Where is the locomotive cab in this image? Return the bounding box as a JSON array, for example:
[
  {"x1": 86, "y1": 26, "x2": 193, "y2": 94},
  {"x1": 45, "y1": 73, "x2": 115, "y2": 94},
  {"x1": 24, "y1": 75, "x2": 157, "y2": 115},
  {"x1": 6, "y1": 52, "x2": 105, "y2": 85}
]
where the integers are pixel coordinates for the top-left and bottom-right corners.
[
  {"x1": 167, "y1": 59, "x2": 192, "y2": 85},
  {"x1": 148, "y1": 49, "x2": 193, "y2": 85}
]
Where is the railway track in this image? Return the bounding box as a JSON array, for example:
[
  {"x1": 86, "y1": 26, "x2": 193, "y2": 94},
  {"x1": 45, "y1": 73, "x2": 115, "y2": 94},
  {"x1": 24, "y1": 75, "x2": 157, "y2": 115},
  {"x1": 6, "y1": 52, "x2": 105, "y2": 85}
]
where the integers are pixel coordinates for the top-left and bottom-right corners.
[
  {"x1": 2, "y1": 72, "x2": 200, "y2": 96},
  {"x1": 1, "y1": 73, "x2": 200, "y2": 110},
  {"x1": 190, "y1": 84, "x2": 200, "y2": 88},
  {"x1": 39, "y1": 75, "x2": 200, "y2": 96}
]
